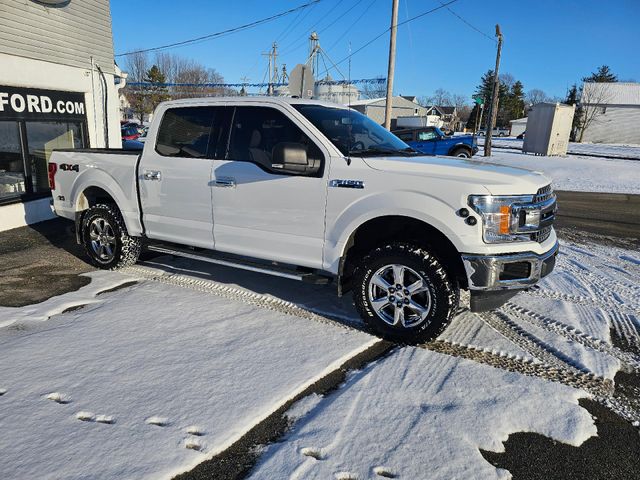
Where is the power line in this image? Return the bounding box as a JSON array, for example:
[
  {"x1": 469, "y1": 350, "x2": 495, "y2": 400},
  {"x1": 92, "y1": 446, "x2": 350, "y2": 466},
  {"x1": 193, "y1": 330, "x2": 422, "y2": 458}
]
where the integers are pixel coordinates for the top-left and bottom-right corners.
[
  {"x1": 116, "y1": 0, "x2": 323, "y2": 57},
  {"x1": 326, "y1": 0, "x2": 380, "y2": 53},
  {"x1": 320, "y1": 0, "x2": 459, "y2": 76},
  {"x1": 439, "y1": 1, "x2": 496, "y2": 43}
]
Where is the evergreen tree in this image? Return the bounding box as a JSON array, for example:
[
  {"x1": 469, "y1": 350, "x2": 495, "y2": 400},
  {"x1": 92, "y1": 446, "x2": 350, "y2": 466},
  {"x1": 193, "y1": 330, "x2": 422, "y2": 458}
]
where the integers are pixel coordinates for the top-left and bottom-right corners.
[
  {"x1": 144, "y1": 65, "x2": 170, "y2": 113},
  {"x1": 583, "y1": 65, "x2": 618, "y2": 83}
]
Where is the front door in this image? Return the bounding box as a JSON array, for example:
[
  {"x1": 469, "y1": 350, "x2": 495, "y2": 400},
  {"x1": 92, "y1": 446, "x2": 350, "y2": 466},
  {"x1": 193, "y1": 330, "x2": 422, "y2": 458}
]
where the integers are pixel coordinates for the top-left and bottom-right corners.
[
  {"x1": 139, "y1": 106, "x2": 224, "y2": 248},
  {"x1": 414, "y1": 128, "x2": 439, "y2": 155},
  {"x1": 211, "y1": 105, "x2": 328, "y2": 269}
]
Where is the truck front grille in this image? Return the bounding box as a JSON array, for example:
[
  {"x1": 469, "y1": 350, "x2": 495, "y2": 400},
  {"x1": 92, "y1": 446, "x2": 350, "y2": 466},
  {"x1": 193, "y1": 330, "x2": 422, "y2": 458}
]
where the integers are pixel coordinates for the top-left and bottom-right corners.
[
  {"x1": 533, "y1": 184, "x2": 553, "y2": 203},
  {"x1": 532, "y1": 226, "x2": 552, "y2": 243}
]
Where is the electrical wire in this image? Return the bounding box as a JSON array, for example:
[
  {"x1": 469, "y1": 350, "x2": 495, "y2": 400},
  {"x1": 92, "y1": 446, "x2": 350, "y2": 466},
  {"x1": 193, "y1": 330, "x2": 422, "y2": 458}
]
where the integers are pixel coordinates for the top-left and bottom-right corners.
[
  {"x1": 116, "y1": 0, "x2": 323, "y2": 57},
  {"x1": 325, "y1": 0, "x2": 379, "y2": 53},
  {"x1": 319, "y1": 0, "x2": 459, "y2": 77},
  {"x1": 438, "y1": 1, "x2": 496, "y2": 43}
]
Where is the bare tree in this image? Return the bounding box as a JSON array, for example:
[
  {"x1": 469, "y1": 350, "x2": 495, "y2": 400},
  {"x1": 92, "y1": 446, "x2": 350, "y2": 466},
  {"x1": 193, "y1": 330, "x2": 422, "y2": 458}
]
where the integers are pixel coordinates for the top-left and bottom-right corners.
[
  {"x1": 525, "y1": 89, "x2": 549, "y2": 105},
  {"x1": 577, "y1": 82, "x2": 613, "y2": 142},
  {"x1": 360, "y1": 76, "x2": 387, "y2": 100},
  {"x1": 499, "y1": 73, "x2": 515, "y2": 90},
  {"x1": 433, "y1": 88, "x2": 452, "y2": 106},
  {"x1": 123, "y1": 50, "x2": 151, "y2": 122}
]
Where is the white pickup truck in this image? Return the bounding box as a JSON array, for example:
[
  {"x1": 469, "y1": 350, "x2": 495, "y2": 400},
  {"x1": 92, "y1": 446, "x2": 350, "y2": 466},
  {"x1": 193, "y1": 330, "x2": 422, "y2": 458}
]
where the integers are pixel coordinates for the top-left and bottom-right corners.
[{"x1": 50, "y1": 97, "x2": 558, "y2": 342}]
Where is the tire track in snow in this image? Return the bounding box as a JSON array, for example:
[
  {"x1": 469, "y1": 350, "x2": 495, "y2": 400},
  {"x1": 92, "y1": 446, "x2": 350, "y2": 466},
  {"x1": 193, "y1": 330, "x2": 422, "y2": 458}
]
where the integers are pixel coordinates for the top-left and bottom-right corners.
[
  {"x1": 501, "y1": 302, "x2": 640, "y2": 372},
  {"x1": 122, "y1": 264, "x2": 639, "y2": 424}
]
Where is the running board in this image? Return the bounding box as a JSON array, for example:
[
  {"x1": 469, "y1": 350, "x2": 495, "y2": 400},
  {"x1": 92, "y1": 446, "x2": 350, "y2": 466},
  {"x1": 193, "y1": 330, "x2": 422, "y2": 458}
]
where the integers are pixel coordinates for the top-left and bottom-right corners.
[{"x1": 146, "y1": 244, "x2": 332, "y2": 285}]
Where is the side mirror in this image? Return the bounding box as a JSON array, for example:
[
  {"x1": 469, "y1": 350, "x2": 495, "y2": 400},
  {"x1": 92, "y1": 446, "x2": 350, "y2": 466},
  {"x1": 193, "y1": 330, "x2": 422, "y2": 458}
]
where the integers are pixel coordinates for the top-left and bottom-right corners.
[{"x1": 271, "y1": 142, "x2": 320, "y2": 175}]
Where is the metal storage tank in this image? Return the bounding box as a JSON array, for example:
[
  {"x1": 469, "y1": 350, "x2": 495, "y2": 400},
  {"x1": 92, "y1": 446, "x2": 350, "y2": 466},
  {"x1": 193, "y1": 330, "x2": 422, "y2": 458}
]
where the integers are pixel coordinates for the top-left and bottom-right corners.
[{"x1": 522, "y1": 103, "x2": 575, "y2": 156}]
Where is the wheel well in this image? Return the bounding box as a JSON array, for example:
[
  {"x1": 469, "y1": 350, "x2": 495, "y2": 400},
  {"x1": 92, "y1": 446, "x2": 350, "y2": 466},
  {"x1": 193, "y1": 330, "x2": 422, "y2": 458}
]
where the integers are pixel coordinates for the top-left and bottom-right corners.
[
  {"x1": 339, "y1": 216, "x2": 468, "y2": 295},
  {"x1": 77, "y1": 186, "x2": 116, "y2": 211},
  {"x1": 448, "y1": 144, "x2": 471, "y2": 156}
]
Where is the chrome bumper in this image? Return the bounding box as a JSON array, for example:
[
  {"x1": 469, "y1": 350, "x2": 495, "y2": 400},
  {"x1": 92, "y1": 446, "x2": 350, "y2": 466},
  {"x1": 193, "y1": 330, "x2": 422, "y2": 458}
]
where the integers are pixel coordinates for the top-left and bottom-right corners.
[{"x1": 461, "y1": 241, "x2": 559, "y2": 291}]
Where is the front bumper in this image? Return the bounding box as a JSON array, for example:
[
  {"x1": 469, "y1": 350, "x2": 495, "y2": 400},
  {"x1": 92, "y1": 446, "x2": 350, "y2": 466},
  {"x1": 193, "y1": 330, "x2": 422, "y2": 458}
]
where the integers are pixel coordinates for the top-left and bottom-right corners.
[{"x1": 461, "y1": 241, "x2": 559, "y2": 311}]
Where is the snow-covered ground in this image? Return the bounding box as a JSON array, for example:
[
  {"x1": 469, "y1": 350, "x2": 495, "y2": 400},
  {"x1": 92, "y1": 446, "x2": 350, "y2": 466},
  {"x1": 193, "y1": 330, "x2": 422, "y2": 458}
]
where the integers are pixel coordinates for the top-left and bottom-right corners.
[
  {"x1": 0, "y1": 269, "x2": 374, "y2": 479},
  {"x1": 250, "y1": 240, "x2": 640, "y2": 479},
  {"x1": 477, "y1": 137, "x2": 640, "y2": 160},
  {"x1": 467, "y1": 137, "x2": 640, "y2": 193},
  {"x1": 1, "y1": 239, "x2": 639, "y2": 479}
]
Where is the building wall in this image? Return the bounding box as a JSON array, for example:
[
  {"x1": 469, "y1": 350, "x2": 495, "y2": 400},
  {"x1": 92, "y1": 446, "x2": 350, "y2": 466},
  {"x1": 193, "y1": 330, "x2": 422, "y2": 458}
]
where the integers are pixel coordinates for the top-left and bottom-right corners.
[
  {"x1": 0, "y1": 52, "x2": 122, "y2": 150},
  {"x1": 581, "y1": 106, "x2": 640, "y2": 144},
  {"x1": 0, "y1": 0, "x2": 115, "y2": 74},
  {"x1": 354, "y1": 97, "x2": 429, "y2": 125}
]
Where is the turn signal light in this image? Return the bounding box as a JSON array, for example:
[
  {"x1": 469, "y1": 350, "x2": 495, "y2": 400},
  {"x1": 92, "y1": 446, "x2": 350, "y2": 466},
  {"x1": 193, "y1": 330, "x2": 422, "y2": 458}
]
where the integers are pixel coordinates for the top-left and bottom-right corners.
[
  {"x1": 48, "y1": 163, "x2": 57, "y2": 190},
  {"x1": 499, "y1": 205, "x2": 511, "y2": 234}
]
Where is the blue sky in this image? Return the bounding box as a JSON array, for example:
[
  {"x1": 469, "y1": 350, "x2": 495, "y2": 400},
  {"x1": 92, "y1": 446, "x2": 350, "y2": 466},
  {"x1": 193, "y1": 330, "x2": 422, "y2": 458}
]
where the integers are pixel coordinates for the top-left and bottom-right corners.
[{"x1": 111, "y1": 0, "x2": 640, "y2": 100}]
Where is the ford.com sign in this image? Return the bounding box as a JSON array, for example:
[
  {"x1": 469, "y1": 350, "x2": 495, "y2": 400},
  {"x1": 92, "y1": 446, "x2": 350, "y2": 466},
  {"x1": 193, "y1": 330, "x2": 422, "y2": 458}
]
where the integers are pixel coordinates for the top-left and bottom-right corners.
[{"x1": 0, "y1": 86, "x2": 86, "y2": 120}]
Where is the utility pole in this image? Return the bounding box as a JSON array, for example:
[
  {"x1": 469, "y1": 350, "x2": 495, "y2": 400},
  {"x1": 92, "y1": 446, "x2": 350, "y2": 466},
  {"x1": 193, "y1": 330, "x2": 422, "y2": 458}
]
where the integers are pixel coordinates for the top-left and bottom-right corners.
[
  {"x1": 383, "y1": 0, "x2": 399, "y2": 130},
  {"x1": 484, "y1": 24, "x2": 503, "y2": 157},
  {"x1": 262, "y1": 42, "x2": 278, "y2": 96}
]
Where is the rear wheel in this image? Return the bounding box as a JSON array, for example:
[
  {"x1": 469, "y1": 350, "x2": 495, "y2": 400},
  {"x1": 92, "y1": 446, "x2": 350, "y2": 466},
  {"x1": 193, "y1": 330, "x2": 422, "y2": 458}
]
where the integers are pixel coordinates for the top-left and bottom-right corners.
[
  {"x1": 353, "y1": 243, "x2": 459, "y2": 343},
  {"x1": 82, "y1": 204, "x2": 141, "y2": 269}
]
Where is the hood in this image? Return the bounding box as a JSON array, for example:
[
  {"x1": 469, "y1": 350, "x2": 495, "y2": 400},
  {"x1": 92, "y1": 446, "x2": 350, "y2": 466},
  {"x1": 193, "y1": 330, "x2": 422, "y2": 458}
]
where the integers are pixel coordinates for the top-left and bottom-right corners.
[{"x1": 362, "y1": 155, "x2": 549, "y2": 195}]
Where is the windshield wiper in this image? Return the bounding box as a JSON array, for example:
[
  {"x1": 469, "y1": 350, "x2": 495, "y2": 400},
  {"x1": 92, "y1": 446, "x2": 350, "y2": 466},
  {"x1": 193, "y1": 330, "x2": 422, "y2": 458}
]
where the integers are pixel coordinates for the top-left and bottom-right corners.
[{"x1": 348, "y1": 147, "x2": 418, "y2": 157}]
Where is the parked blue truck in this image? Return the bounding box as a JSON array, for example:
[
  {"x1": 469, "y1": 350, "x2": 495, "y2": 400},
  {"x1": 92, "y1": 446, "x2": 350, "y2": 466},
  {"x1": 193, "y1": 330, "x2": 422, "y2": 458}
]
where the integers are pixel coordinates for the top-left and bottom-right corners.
[{"x1": 392, "y1": 126, "x2": 478, "y2": 158}]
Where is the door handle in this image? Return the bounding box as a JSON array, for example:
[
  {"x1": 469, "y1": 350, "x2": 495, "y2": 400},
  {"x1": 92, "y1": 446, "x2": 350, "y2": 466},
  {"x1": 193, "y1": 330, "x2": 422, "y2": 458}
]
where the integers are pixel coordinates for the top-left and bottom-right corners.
[
  {"x1": 143, "y1": 170, "x2": 162, "y2": 181},
  {"x1": 214, "y1": 177, "x2": 236, "y2": 188}
]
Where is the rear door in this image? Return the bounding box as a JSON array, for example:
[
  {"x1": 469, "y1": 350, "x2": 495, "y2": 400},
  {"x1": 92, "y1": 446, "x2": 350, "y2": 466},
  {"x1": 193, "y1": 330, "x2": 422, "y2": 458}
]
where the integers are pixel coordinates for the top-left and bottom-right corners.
[
  {"x1": 138, "y1": 105, "x2": 224, "y2": 248},
  {"x1": 211, "y1": 104, "x2": 329, "y2": 268}
]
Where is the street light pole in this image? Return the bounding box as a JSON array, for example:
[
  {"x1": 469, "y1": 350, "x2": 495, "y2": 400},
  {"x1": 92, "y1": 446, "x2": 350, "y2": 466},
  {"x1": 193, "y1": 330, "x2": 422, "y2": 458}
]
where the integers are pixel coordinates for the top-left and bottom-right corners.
[
  {"x1": 484, "y1": 24, "x2": 503, "y2": 157},
  {"x1": 383, "y1": 0, "x2": 399, "y2": 130}
]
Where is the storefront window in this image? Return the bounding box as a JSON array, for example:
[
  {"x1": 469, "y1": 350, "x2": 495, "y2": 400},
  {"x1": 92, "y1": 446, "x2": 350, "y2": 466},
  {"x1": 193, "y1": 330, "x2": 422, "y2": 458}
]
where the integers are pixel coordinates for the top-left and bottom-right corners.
[
  {"x1": 0, "y1": 121, "x2": 26, "y2": 200},
  {"x1": 25, "y1": 121, "x2": 85, "y2": 194}
]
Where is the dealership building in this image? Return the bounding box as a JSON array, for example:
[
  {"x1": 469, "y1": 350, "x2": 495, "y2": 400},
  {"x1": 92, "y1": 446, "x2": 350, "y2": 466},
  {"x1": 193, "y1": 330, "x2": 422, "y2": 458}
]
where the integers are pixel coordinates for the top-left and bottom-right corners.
[{"x1": 0, "y1": 0, "x2": 124, "y2": 231}]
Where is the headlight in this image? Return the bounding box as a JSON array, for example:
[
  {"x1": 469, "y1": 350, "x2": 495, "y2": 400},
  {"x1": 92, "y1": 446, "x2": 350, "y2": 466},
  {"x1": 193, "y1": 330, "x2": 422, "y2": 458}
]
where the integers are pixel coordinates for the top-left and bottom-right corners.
[{"x1": 468, "y1": 194, "x2": 535, "y2": 243}]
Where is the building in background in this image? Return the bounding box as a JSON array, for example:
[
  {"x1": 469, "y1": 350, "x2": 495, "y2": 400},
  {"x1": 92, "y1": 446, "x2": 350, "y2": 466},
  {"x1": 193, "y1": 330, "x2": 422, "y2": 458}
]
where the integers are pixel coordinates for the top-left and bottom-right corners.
[
  {"x1": 350, "y1": 96, "x2": 429, "y2": 126},
  {"x1": 0, "y1": 0, "x2": 124, "y2": 231},
  {"x1": 579, "y1": 82, "x2": 640, "y2": 144},
  {"x1": 510, "y1": 117, "x2": 528, "y2": 137}
]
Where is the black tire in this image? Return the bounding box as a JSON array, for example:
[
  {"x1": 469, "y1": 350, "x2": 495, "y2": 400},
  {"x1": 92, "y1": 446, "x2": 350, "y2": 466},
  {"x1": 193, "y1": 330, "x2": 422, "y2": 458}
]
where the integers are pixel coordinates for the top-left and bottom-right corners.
[
  {"x1": 81, "y1": 203, "x2": 142, "y2": 269},
  {"x1": 353, "y1": 243, "x2": 459, "y2": 343},
  {"x1": 450, "y1": 147, "x2": 472, "y2": 158}
]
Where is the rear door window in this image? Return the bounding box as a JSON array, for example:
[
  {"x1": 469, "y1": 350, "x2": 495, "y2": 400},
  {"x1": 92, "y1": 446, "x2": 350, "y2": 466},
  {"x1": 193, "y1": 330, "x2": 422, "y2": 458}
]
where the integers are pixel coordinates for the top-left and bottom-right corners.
[{"x1": 156, "y1": 107, "x2": 222, "y2": 159}]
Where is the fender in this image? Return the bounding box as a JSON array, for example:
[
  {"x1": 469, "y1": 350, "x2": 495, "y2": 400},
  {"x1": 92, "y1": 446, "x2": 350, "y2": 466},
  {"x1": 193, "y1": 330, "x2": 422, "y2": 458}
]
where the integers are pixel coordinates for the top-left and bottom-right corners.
[
  {"x1": 447, "y1": 142, "x2": 472, "y2": 155},
  {"x1": 323, "y1": 190, "x2": 467, "y2": 273},
  {"x1": 70, "y1": 168, "x2": 143, "y2": 237}
]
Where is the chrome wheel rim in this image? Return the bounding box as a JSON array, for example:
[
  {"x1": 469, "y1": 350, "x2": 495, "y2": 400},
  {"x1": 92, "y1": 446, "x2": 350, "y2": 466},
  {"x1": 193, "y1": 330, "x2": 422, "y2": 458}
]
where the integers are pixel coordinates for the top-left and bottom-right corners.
[
  {"x1": 89, "y1": 218, "x2": 116, "y2": 263},
  {"x1": 367, "y1": 264, "x2": 432, "y2": 328}
]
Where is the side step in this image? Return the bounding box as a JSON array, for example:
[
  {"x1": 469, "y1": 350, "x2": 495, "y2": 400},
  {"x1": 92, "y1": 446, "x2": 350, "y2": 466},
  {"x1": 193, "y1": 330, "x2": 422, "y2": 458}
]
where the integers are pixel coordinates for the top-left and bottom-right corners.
[{"x1": 146, "y1": 244, "x2": 332, "y2": 285}]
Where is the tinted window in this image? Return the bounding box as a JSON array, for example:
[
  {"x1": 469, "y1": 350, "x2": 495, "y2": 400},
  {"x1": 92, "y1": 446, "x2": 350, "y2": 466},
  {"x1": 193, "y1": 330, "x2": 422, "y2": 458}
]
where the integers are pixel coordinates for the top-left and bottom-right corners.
[
  {"x1": 293, "y1": 104, "x2": 412, "y2": 157},
  {"x1": 227, "y1": 106, "x2": 322, "y2": 173},
  {"x1": 395, "y1": 132, "x2": 414, "y2": 141},
  {"x1": 156, "y1": 107, "x2": 218, "y2": 158}
]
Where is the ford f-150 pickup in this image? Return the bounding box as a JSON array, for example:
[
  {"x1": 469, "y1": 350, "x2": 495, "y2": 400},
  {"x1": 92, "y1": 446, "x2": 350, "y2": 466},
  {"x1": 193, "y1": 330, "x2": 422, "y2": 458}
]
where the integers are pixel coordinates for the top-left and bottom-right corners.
[{"x1": 49, "y1": 97, "x2": 558, "y2": 342}]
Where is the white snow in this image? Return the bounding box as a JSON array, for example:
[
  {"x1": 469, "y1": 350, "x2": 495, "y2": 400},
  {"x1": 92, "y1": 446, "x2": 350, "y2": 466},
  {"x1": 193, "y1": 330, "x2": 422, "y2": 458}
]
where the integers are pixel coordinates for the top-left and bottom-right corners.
[
  {"x1": 2, "y1": 235, "x2": 638, "y2": 479},
  {"x1": 478, "y1": 137, "x2": 640, "y2": 160},
  {"x1": 475, "y1": 149, "x2": 640, "y2": 194},
  {"x1": 249, "y1": 238, "x2": 638, "y2": 479},
  {"x1": 249, "y1": 347, "x2": 596, "y2": 480},
  {"x1": 0, "y1": 271, "x2": 374, "y2": 479}
]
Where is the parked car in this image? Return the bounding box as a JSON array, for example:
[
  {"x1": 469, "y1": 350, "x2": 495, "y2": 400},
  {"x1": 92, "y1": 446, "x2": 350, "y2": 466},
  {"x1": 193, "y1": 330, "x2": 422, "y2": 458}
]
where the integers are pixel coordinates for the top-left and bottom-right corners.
[
  {"x1": 121, "y1": 125, "x2": 140, "y2": 141},
  {"x1": 122, "y1": 139, "x2": 144, "y2": 150},
  {"x1": 393, "y1": 126, "x2": 478, "y2": 158},
  {"x1": 50, "y1": 97, "x2": 558, "y2": 343},
  {"x1": 478, "y1": 127, "x2": 510, "y2": 137}
]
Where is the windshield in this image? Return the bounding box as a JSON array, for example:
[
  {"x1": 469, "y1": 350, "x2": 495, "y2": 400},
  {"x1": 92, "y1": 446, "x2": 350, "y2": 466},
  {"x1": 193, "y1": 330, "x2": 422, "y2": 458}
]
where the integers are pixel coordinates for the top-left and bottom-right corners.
[{"x1": 293, "y1": 104, "x2": 415, "y2": 156}]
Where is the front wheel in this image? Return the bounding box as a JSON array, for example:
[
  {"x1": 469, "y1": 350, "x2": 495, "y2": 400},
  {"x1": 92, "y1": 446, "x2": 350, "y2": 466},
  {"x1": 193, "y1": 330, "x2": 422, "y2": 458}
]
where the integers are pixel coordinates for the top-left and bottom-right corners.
[
  {"x1": 353, "y1": 243, "x2": 459, "y2": 343},
  {"x1": 451, "y1": 147, "x2": 472, "y2": 158},
  {"x1": 82, "y1": 204, "x2": 142, "y2": 269}
]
